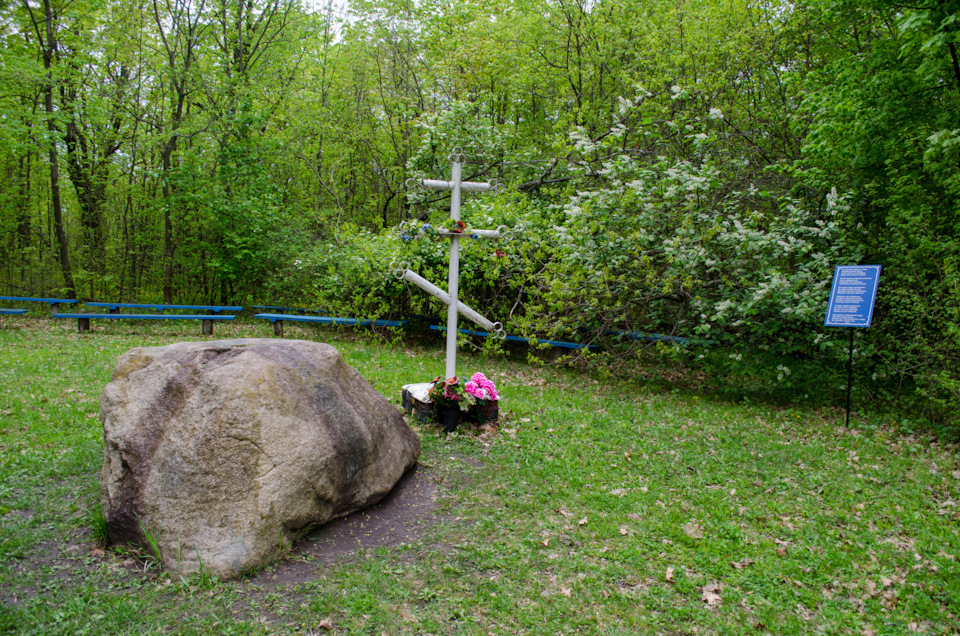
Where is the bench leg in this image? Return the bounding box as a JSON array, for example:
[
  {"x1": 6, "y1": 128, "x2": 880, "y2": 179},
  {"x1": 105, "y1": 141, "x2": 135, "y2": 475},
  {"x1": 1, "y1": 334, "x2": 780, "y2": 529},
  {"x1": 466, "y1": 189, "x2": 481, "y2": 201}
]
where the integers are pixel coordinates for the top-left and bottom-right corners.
[
  {"x1": 202, "y1": 319, "x2": 213, "y2": 336},
  {"x1": 273, "y1": 320, "x2": 284, "y2": 337},
  {"x1": 78, "y1": 317, "x2": 90, "y2": 333}
]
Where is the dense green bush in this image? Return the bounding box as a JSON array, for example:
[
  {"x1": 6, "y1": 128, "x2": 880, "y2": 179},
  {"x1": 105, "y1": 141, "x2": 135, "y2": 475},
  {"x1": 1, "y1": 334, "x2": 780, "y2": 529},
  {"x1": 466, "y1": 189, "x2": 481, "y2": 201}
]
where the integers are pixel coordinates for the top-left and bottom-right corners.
[{"x1": 308, "y1": 90, "x2": 958, "y2": 432}]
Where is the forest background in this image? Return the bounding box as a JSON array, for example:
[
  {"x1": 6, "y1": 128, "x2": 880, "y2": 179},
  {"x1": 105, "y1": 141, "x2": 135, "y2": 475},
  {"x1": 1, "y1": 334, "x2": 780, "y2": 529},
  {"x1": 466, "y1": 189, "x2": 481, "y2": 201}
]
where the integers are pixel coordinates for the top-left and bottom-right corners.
[{"x1": 1, "y1": 0, "x2": 958, "y2": 432}]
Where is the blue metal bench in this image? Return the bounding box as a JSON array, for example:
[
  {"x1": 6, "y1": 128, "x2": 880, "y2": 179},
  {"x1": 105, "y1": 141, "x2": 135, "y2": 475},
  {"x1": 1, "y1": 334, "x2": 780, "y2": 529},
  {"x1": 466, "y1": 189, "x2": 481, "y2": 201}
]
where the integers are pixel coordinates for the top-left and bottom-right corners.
[
  {"x1": 255, "y1": 313, "x2": 408, "y2": 337},
  {"x1": 54, "y1": 310, "x2": 237, "y2": 334},
  {"x1": 0, "y1": 308, "x2": 28, "y2": 327},
  {"x1": 0, "y1": 296, "x2": 79, "y2": 314},
  {"x1": 430, "y1": 325, "x2": 601, "y2": 352}
]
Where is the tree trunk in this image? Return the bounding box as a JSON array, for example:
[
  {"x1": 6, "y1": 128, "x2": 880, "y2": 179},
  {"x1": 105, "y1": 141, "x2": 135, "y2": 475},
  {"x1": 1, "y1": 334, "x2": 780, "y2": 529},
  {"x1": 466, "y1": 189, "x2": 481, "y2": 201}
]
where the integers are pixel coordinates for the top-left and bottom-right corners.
[
  {"x1": 17, "y1": 151, "x2": 33, "y2": 286},
  {"x1": 162, "y1": 145, "x2": 175, "y2": 304},
  {"x1": 29, "y1": 0, "x2": 76, "y2": 298},
  {"x1": 151, "y1": 0, "x2": 205, "y2": 305}
]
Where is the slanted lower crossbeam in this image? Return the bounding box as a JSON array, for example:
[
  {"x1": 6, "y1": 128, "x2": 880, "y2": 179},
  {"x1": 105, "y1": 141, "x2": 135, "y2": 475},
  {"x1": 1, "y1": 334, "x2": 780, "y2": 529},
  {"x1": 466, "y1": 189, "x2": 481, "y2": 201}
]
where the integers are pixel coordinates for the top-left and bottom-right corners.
[{"x1": 397, "y1": 269, "x2": 499, "y2": 333}]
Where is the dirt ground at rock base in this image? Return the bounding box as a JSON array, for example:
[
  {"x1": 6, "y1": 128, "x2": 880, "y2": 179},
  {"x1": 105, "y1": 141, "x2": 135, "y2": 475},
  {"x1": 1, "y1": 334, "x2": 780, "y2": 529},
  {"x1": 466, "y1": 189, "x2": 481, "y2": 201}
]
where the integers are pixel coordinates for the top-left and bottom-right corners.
[{"x1": 250, "y1": 462, "x2": 444, "y2": 588}]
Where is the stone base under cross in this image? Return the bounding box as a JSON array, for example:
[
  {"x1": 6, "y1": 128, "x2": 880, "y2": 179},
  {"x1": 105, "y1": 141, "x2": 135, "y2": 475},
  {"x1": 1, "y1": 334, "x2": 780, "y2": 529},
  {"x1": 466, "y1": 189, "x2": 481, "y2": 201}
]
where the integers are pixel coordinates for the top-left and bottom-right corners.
[{"x1": 400, "y1": 382, "x2": 436, "y2": 423}]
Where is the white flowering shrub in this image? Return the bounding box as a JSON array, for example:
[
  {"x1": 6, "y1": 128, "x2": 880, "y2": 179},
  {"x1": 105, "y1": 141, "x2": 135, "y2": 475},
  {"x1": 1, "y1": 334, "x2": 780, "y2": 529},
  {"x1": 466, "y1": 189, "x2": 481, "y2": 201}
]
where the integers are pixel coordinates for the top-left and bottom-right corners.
[{"x1": 505, "y1": 99, "x2": 860, "y2": 387}]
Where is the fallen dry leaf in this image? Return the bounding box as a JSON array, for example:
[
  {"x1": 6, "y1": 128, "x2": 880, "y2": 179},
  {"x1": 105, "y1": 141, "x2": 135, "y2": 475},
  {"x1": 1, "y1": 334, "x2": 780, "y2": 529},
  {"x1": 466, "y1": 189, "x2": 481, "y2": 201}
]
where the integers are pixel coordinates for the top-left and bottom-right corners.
[
  {"x1": 317, "y1": 618, "x2": 334, "y2": 630},
  {"x1": 578, "y1": 517, "x2": 589, "y2": 526},
  {"x1": 619, "y1": 527, "x2": 629, "y2": 536},
  {"x1": 665, "y1": 567, "x2": 675, "y2": 583},
  {"x1": 609, "y1": 488, "x2": 628, "y2": 497},
  {"x1": 682, "y1": 522, "x2": 704, "y2": 539},
  {"x1": 701, "y1": 581, "x2": 723, "y2": 607},
  {"x1": 881, "y1": 590, "x2": 897, "y2": 609},
  {"x1": 730, "y1": 558, "x2": 754, "y2": 570},
  {"x1": 560, "y1": 585, "x2": 573, "y2": 597},
  {"x1": 775, "y1": 546, "x2": 788, "y2": 557}
]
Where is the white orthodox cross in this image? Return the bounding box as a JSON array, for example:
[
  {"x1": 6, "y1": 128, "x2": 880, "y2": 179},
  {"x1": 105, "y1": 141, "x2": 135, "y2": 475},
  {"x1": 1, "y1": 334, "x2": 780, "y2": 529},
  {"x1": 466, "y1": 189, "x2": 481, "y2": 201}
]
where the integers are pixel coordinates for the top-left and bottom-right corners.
[{"x1": 392, "y1": 147, "x2": 506, "y2": 380}]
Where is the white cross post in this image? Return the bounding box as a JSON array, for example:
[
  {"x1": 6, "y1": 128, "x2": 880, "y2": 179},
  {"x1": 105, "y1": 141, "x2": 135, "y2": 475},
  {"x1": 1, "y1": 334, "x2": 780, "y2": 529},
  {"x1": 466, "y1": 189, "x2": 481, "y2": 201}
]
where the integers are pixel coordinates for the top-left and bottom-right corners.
[{"x1": 393, "y1": 147, "x2": 506, "y2": 380}]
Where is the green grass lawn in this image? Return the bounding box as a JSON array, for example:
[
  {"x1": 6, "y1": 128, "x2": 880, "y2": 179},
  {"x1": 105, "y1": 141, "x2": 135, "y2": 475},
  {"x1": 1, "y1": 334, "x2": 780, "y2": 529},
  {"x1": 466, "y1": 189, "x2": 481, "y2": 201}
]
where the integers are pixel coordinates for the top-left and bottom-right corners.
[{"x1": 1, "y1": 317, "x2": 958, "y2": 635}]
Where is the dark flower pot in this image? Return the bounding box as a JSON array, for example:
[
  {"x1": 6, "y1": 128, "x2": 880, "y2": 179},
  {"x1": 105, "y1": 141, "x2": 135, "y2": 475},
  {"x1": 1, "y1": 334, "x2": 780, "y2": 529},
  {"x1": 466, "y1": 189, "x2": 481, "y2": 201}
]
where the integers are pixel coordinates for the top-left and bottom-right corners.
[
  {"x1": 441, "y1": 405, "x2": 461, "y2": 433},
  {"x1": 471, "y1": 402, "x2": 499, "y2": 424},
  {"x1": 480, "y1": 402, "x2": 499, "y2": 424}
]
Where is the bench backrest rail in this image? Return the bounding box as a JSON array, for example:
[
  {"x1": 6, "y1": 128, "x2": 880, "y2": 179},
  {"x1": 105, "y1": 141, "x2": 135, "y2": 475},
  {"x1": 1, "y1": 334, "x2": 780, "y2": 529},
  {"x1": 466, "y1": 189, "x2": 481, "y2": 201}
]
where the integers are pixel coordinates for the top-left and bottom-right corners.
[
  {"x1": 429, "y1": 324, "x2": 601, "y2": 351},
  {"x1": 254, "y1": 313, "x2": 408, "y2": 337},
  {"x1": 84, "y1": 302, "x2": 242, "y2": 314},
  {"x1": 0, "y1": 296, "x2": 79, "y2": 315}
]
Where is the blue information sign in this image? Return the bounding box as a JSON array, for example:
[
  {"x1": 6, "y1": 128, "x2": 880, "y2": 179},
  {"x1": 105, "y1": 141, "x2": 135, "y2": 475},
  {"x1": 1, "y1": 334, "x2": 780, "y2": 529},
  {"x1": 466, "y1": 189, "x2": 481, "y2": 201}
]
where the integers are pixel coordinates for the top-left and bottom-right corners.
[{"x1": 824, "y1": 265, "x2": 882, "y2": 328}]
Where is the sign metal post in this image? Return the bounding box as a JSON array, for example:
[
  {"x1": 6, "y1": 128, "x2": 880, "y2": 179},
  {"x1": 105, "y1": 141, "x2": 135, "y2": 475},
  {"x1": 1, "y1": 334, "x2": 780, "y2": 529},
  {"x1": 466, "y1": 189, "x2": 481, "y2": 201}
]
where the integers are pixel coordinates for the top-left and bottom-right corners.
[{"x1": 824, "y1": 265, "x2": 882, "y2": 426}]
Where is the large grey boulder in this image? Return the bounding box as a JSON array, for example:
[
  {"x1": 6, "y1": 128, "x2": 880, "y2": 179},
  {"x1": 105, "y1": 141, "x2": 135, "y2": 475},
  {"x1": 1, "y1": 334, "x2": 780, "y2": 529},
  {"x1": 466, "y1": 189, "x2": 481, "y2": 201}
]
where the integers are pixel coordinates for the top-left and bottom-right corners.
[{"x1": 99, "y1": 338, "x2": 420, "y2": 579}]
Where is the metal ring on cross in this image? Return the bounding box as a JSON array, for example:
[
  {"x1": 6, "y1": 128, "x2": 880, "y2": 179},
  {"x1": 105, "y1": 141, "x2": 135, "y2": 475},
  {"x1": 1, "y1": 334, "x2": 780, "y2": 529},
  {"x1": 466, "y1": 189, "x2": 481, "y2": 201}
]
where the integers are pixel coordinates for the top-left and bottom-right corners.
[
  {"x1": 405, "y1": 177, "x2": 424, "y2": 192},
  {"x1": 496, "y1": 225, "x2": 511, "y2": 239},
  {"x1": 390, "y1": 261, "x2": 409, "y2": 279},
  {"x1": 492, "y1": 322, "x2": 506, "y2": 340},
  {"x1": 448, "y1": 146, "x2": 464, "y2": 163},
  {"x1": 392, "y1": 221, "x2": 407, "y2": 237},
  {"x1": 487, "y1": 179, "x2": 504, "y2": 195}
]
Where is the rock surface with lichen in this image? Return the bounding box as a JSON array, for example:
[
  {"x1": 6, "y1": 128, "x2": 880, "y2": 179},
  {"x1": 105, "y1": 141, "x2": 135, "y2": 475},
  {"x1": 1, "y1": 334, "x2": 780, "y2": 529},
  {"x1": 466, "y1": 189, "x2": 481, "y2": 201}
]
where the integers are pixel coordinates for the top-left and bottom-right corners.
[{"x1": 99, "y1": 338, "x2": 420, "y2": 579}]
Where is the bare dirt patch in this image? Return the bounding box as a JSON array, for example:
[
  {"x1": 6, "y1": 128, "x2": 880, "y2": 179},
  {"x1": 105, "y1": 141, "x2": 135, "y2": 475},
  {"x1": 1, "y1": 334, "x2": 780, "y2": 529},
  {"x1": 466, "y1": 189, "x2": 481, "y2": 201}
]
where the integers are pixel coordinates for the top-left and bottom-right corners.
[
  {"x1": 250, "y1": 461, "x2": 444, "y2": 588},
  {"x1": 1, "y1": 458, "x2": 448, "y2": 611}
]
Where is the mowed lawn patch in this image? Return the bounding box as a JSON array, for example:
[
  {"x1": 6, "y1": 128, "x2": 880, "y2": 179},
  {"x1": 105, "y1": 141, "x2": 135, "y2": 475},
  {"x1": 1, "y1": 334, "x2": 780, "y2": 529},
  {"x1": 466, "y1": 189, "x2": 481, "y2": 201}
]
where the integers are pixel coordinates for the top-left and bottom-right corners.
[{"x1": 1, "y1": 318, "x2": 958, "y2": 635}]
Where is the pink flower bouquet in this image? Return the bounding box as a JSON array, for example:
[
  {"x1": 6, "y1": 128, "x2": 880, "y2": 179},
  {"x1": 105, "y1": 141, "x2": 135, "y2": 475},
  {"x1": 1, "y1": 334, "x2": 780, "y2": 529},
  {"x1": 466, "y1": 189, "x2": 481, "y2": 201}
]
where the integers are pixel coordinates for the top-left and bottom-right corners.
[
  {"x1": 464, "y1": 372, "x2": 499, "y2": 404},
  {"x1": 428, "y1": 376, "x2": 474, "y2": 412}
]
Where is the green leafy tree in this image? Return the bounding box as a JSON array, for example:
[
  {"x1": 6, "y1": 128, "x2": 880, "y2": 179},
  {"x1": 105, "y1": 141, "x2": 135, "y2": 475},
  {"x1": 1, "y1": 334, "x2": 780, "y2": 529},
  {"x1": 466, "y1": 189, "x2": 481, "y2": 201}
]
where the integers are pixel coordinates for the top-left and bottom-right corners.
[
  {"x1": 798, "y1": 0, "x2": 960, "y2": 425},
  {"x1": 17, "y1": 0, "x2": 77, "y2": 298}
]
